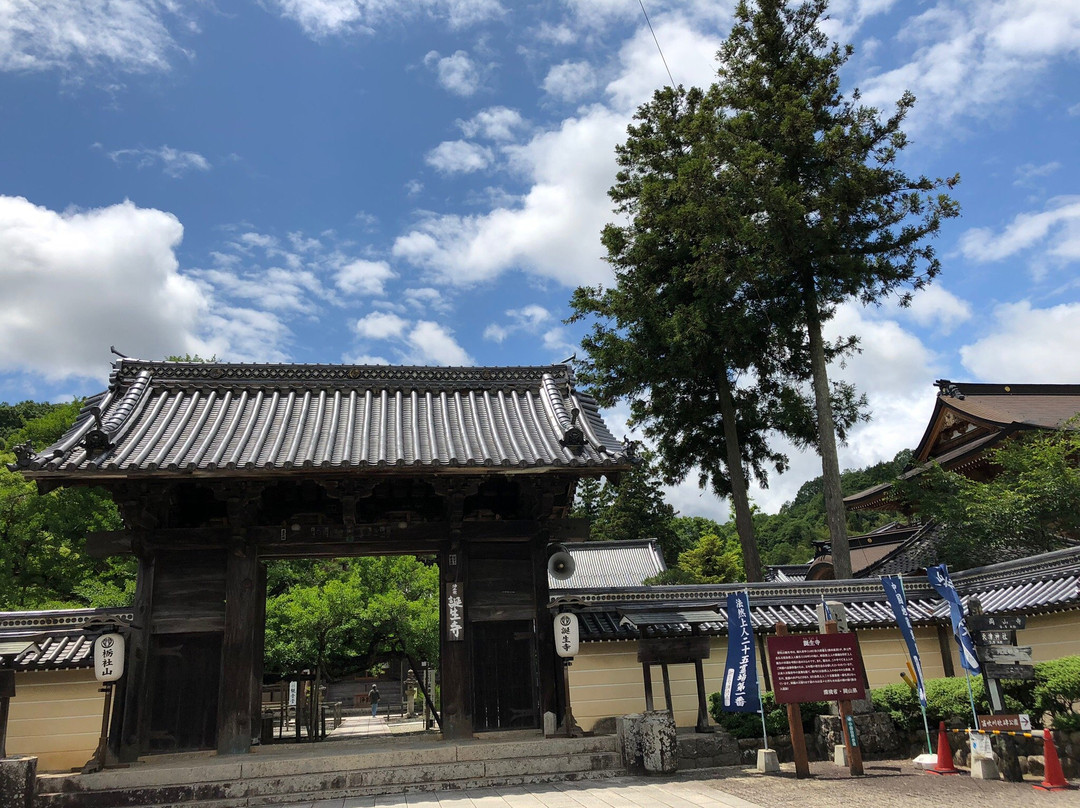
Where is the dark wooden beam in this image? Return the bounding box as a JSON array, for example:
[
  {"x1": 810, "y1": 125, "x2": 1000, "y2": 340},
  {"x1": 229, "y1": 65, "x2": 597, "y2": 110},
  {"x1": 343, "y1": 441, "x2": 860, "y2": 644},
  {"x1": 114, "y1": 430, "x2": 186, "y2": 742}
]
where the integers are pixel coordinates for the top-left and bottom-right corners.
[
  {"x1": 87, "y1": 519, "x2": 591, "y2": 557},
  {"x1": 217, "y1": 542, "x2": 260, "y2": 755},
  {"x1": 116, "y1": 553, "x2": 155, "y2": 762},
  {"x1": 440, "y1": 542, "x2": 472, "y2": 740}
]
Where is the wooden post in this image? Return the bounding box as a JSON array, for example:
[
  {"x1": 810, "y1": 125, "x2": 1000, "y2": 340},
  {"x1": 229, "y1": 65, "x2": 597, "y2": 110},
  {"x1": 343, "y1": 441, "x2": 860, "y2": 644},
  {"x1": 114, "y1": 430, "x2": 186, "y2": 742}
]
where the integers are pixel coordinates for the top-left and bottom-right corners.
[
  {"x1": 825, "y1": 620, "x2": 863, "y2": 776},
  {"x1": 217, "y1": 542, "x2": 259, "y2": 755},
  {"x1": 694, "y1": 658, "x2": 713, "y2": 732},
  {"x1": 661, "y1": 664, "x2": 673, "y2": 712},
  {"x1": 440, "y1": 541, "x2": 472, "y2": 739},
  {"x1": 562, "y1": 659, "x2": 576, "y2": 737},
  {"x1": 642, "y1": 664, "x2": 655, "y2": 711},
  {"x1": 774, "y1": 622, "x2": 811, "y2": 779},
  {"x1": 118, "y1": 552, "x2": 155, "y2": 762},
  {"x1": 936, "y1": 624, "x2": 956, "y2": 678},
  {"x1": 0, "y1": 669, "x2": 14, "y2": 758}
]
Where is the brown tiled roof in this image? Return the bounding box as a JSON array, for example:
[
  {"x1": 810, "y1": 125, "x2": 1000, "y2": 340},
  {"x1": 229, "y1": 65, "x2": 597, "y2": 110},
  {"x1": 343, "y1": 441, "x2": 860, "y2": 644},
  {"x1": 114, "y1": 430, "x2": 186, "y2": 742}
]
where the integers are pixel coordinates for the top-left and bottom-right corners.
[{"x1": 11, "y1": 360, "x2": 630, "y2": 478}]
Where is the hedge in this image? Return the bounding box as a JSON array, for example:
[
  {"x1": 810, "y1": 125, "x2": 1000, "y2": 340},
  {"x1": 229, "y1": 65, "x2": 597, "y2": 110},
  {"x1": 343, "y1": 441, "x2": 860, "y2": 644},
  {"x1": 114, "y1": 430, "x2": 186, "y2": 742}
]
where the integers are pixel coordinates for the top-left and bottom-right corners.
[
  {"x1": 708, "y1": 690, "x2": 830, "y2": 739},
  {"x1": 872, "y1": 655, "x2": 1080, "y2": 731}
]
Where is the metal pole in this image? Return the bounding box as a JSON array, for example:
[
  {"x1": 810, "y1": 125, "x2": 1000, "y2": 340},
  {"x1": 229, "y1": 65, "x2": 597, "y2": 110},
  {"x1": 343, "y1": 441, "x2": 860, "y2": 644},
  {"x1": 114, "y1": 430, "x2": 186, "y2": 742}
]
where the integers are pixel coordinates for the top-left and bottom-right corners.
[{"x1": 897, "y1": 576, "x2": 933, "y2": 754}]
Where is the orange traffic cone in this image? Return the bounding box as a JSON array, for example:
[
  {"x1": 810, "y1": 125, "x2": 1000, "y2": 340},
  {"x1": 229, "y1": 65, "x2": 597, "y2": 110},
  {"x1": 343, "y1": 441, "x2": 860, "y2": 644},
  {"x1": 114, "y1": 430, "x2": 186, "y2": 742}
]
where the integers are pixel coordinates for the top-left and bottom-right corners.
[
  {"x1": 928, "y1": 721, "x2": 959, "y2": 775},
  {"x1": 1034, "y1": 730, "x2": 1075, "y2": 791}
]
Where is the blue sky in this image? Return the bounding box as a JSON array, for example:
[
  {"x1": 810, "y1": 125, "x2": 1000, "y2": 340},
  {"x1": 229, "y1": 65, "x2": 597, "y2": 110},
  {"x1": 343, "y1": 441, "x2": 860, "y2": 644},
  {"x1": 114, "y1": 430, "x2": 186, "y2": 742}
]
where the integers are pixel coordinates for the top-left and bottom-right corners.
[{"x1": 2, "y1": 0, "x2": 1079, "y2": 520}]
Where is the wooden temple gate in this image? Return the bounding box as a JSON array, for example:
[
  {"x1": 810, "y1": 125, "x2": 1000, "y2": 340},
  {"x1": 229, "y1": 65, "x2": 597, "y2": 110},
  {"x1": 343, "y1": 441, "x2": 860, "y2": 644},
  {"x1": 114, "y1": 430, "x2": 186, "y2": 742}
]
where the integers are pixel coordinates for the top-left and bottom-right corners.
[{"x1": 11, "y1": 360, "x2": 629, "y2": 758}]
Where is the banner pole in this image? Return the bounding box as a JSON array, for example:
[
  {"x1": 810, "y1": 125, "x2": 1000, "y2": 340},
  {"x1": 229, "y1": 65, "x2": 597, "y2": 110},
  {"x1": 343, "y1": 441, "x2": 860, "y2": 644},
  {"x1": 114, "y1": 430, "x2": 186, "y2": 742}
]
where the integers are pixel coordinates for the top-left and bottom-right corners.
[
  {"x1": 897, "y1": 575, "x2": 933, "y2": 754},
  {"x1": 752, "y1": 590, "x2": 768, "y2": 750},
  {"x1": 966, "y1": 673, "x2": 979, "y2": 730}
]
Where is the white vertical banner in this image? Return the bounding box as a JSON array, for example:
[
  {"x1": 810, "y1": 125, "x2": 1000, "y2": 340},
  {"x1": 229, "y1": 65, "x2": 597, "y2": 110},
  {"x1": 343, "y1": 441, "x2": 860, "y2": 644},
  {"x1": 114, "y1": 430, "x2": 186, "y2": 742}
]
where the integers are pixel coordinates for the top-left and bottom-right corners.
[
  {"x1": 555, "y1": 613, "x2": 579, "y2": 658},
  {"x1": 93, "y1": 633, "x2": 125, "y2": 682}
]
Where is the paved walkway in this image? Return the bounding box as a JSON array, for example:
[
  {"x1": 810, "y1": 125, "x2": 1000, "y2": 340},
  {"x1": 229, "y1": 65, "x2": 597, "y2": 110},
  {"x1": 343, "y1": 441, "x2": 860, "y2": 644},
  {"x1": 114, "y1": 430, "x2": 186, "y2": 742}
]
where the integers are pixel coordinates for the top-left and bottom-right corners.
[
  {"x1": 266, "y1": 761, "x2": 1079, "y2": 808},
  {"x1": 323, "y1": 712, "x2": 430, "y2": 741}
]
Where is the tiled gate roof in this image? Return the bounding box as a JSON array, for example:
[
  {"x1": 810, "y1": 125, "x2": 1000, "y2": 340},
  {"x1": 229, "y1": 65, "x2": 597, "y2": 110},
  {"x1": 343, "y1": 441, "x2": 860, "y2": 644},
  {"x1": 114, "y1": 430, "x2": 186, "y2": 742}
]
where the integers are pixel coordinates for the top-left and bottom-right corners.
[{"x1": 11, "y1": 359, "x2": 630, "y2": 477}]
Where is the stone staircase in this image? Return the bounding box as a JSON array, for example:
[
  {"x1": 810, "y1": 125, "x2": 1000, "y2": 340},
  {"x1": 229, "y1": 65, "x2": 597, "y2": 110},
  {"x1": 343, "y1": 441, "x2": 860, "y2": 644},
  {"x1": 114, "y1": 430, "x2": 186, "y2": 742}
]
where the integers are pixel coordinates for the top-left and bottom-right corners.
[{"x1": 35, "y1": 735, "x2": 624, "y2": 808}]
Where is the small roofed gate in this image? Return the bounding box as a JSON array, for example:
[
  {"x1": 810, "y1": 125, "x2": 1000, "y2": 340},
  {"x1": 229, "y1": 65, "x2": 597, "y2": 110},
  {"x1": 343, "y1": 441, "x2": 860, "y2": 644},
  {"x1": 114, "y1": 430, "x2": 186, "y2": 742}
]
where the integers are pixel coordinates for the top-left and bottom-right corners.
[{"x1": 10, "y1": 360, "x2": 629, "y2": 757}]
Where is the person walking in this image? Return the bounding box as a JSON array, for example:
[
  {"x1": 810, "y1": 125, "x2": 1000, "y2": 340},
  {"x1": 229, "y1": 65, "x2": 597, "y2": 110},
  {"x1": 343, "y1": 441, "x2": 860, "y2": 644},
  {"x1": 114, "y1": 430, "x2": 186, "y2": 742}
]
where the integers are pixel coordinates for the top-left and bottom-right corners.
[{"x1": 368, "y1": 684, "x2": 380, "y2": 719}]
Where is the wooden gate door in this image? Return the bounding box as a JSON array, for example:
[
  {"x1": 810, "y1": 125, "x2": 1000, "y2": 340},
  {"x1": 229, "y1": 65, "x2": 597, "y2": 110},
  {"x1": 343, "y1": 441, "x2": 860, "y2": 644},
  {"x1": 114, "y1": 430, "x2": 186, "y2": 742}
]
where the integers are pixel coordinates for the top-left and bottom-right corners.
[{"x1": 471, "y1": 620, "x2": 539, "y2": 731}]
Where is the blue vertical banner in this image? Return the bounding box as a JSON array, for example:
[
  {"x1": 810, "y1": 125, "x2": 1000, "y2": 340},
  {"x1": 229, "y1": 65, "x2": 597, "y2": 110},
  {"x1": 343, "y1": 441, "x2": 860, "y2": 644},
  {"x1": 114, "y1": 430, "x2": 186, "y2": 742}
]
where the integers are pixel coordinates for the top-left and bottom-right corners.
[
  {"x1": 926, "y1": 563, "x2": 982, "y2": 675},
  {"x1": 722, "y1": 591, "x2": 761, "y2": 713},
  {"x1": 881, "y1": 575, "x2": 927, "y2": 709}
]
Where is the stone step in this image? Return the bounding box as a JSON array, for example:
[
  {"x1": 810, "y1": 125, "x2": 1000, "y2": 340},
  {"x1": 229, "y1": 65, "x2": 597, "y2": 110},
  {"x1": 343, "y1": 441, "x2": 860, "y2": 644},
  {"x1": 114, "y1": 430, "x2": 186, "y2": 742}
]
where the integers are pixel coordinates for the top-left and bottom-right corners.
[{"x1": 36, "y1": 737, "x2": 623, "y2": 808}]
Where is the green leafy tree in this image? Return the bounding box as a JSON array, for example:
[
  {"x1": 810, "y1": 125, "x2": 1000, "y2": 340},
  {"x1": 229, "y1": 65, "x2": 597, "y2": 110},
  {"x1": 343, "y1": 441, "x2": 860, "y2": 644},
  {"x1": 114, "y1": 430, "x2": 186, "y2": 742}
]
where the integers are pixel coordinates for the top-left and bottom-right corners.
[
  {"x1": 677, "y1": 526, "x2": 746, "y2": 584},
  {"x1": 705, "y1": 0, "x2": 959, "y2": 577},
  {"x1": 896, "y1": 427, "x2": 1080, "y2": 570},
  {"x1": 0, "y1": 403, "x2": 128, "y2": 609},
  {"x1": 571, "y1": 450, "x2": 679, "y2": 559},
  {"x1": 264, "y1": 555, "x2": 439, "y2": 678}
]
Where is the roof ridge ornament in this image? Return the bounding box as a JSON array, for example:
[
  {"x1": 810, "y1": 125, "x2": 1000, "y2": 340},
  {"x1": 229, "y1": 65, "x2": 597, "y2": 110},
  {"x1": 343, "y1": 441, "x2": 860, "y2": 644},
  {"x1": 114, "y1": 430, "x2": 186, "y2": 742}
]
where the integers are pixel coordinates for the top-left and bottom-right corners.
[{"x1": 934, "y1": 379, "x2": 965, "y2": 400}]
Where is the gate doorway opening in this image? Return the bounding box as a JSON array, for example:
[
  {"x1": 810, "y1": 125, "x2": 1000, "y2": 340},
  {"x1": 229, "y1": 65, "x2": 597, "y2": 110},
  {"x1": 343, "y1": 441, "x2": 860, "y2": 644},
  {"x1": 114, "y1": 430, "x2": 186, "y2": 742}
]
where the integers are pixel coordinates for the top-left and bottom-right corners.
[{"x1": 257, "y1": 554, "x2": 441, "y2": 745}]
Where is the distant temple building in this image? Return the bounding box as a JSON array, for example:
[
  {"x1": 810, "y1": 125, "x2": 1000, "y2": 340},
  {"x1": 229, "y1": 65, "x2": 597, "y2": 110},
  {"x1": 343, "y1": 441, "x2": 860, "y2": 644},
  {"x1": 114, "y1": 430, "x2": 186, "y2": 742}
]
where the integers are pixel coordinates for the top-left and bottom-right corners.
[{"x1": 779, "y1": 380, "x2": 1080, "y2": 581}]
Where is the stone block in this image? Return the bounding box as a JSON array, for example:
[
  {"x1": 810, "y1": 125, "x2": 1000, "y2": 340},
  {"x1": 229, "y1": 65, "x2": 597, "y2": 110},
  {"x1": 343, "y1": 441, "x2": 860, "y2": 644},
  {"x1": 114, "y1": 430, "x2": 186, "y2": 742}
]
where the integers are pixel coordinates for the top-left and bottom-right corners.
[
  {"x1": 970, "y1": 756, "x2": 999, "y2": 780},
  {"x1": 1027, "y1": 754, "x2": 1045, "y2": 777},
  {"x1": 640, "y1": 711, "x2": 677, "y2": 776},
  {"x1": 591, "y1": 717, "x2": 617, "y2": 736},
  {"x1": 0, "y1": 757, "x2": 37, "y2": 808},
  {"x1": 617, "y1": 714, "x2": 644, "y2": 775},
  {"x1": 757, "y1": 749, "x2": 780, "y2": 773},
  {"x1": 833, "y1": 744, "x2": 848, "y2": 766}
]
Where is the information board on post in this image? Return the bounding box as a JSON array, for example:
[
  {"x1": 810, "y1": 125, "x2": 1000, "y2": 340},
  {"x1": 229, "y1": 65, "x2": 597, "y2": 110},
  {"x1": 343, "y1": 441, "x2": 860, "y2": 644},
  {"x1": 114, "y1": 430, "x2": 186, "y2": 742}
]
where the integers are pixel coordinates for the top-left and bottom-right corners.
[
  {"x1": 766, "y1": 633, "x2": 866, "y2": 704},
  {"x1": 977, "y1": 714, "x2": 1031, "y2": 732}
]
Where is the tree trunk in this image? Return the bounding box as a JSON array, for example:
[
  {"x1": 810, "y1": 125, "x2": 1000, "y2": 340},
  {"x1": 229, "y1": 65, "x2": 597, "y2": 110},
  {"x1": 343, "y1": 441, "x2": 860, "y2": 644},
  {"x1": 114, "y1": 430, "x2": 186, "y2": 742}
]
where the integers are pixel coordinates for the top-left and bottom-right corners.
[
  {"x1": 716, "y1": 367, "x2": 764, "y2": 581},
  {"x1": 802, "y1": 285, "x2": 852, "y2": 579}
]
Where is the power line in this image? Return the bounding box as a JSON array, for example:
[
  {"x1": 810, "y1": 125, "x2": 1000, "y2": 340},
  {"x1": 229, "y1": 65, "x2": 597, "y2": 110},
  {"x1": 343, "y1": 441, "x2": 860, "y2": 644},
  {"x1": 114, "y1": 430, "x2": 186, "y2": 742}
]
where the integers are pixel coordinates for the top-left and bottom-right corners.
[{"x1": 638, "y1": 0, "x2": 676, "y2": 88}]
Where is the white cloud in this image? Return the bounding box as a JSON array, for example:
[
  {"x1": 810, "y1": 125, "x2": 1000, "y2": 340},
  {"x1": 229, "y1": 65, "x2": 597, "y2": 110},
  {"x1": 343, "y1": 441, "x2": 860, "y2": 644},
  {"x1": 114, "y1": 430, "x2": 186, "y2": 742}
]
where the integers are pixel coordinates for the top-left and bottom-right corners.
[
  {"x1": 355, "y1": 311, "x2": 408, "y2": 340},
  {"x1": 0, "y1": 0, "x2": 188, "y2": 74},
  {"x1": 858, "y1": 0, "x2": 1080, "y2": 133},
  {"x1": 960, "y1": 301, "x2": 1080, "y2": 381},
  {"x1": 425, "y1": 140, "x2": 494, "y2": 174},
  {"x1": 336, "y1": 259, "x2": 395, "y2": 295},
  {"x1": 958, "y1": 196, "x2": 1080, "y2": 265},
  {"x1": 406, "y1": 321, "x2": 473, "y2": 365},
  {"x1": 0, "y1": 195, "x2": 211, "y2": 379},
  {"x1": 458, "y1": 107, "x2": 525, "y2": 141},
  {"x1": 271, "y1": 0, "x2": 504, "y2": 37},
  {"x1": 1014, "y1": 161, "x2": 1062, "y2": 186},
  {"x1": 424, "y1": 49, "x2": 484, "y2": 96},
  {"x1": 542, "y1": 61, "x2": 597, "y2": 103},
  {"x1": 482, "y1": 304, "x2": 552, "y2": 342},
  {"x1": 403, "y1": 287, "x2": 451, "y2": 313},
  {"x1": 904, "y1": 284, "x2": 973, "y2": 335},
  {"x1": 739, "y1": 306, "x2": 940, "y2": 513},
  {"x1": 106, "y1": 145, "x2": 211, "y2": 178},
  {"x1": 394, "y1": 20, "x2": 727, "y2": 289}
]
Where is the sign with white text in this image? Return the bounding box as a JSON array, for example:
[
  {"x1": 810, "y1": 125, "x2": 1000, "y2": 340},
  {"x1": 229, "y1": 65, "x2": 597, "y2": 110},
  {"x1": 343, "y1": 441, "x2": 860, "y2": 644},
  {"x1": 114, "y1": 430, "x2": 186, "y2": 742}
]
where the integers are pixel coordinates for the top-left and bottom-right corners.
[
  {"x1": 446, "y1": 582, "x2": 464, "y2": 642},
  {"x1": 93, "y1": 633, "x2": 125, "y2": 682},
  {"x1": 766, "y1": 633, "x2": 866, "y2": 704}
]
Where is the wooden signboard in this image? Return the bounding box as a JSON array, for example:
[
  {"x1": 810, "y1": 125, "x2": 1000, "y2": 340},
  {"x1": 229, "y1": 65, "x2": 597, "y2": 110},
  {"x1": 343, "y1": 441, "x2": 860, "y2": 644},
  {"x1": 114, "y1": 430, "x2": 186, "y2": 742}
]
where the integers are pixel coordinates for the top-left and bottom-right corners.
[
  {"x1": 968, "y1": 614, "x2": 1026, "y2": 631},
  {"x1": 766, "y1": 633, "x2": 866, "y2": 704},
  {"x1": 978, "y1": 714, "x2": 1032, "y2": 732}
]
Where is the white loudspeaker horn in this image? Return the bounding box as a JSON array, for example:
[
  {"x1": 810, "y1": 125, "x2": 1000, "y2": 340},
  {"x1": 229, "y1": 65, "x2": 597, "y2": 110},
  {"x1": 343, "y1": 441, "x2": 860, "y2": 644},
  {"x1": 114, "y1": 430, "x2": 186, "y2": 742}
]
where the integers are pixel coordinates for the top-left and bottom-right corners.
[{"x1": 547, "y1": 544, "x2": 575, "y2": 580}]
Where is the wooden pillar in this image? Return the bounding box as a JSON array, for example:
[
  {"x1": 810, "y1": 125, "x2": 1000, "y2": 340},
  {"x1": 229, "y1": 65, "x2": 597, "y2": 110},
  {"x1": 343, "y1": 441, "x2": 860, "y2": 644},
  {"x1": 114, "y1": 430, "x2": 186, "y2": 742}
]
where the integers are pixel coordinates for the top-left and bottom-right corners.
[
  {"x1": 642, "y1": 664, "x2": 654, "y2": 711},
  {"x1": 250, "y1": 562, "x2": 268, "y2": 742},
  {"x1": 440, "y1": 541, "x2": 472, "y2": 739},
  {"x1": 694, "y1": 658, "x2": 712, "y2": 732},
  {"x1": 774, "y1": 623, "x2": 810, "y2": 779},
  {"x1": 533, "y1": 534, "x2": 558, "y2": 718},
  {"x1": 117, "y1": 552, "x2": 155, "y2": 762},
  {"x1": 936, "y1": 623, "x2": 956, "y2": 677},
  {"x1": 217, "y1": 542, "x2": 259, "y2": 755},
  {"x1": 826, "y1": 620, "x2": 864, "y2": 776},
  {"x1": 660, "y1": 664, "x2": 673, "y2": 711}
]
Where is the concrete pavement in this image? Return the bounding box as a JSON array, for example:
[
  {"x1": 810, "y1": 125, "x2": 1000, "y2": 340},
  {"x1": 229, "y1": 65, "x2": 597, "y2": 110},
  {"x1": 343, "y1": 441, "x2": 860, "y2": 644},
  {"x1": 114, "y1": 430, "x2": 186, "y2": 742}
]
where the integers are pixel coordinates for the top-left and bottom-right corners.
[{"x1": 266, "y1": 760, "x2": 1079, "y2": 808}]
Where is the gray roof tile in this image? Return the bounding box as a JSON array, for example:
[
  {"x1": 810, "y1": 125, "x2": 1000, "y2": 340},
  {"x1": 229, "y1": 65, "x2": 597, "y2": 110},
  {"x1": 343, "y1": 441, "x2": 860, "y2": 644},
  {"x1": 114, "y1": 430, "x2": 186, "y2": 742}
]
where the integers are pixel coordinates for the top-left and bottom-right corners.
[{"x1": 13, "y1": 360, "x2": 630, "y2": 476}]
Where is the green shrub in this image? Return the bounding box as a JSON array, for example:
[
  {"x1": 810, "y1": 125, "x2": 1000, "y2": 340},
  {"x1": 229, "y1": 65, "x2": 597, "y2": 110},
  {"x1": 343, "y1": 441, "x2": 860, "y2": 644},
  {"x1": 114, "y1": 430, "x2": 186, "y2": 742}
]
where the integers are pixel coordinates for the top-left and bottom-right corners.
[
  {"x1": 708, "y1": 690, "x2": 829, "y2": 739},
  {"x1": 871, "y1": 676, "x2": 1027, "y2": 731},
  {"x1": 1034, "y1": 656, "x2": 1080, "y2": 728}
]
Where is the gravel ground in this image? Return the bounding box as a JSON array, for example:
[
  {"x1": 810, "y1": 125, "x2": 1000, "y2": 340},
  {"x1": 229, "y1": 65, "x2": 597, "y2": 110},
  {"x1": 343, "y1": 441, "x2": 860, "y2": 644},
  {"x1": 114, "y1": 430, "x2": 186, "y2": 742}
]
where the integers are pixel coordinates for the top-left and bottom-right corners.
[{"x1": 683, "y1": 759, "x2": 1080, "y2": 808}]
